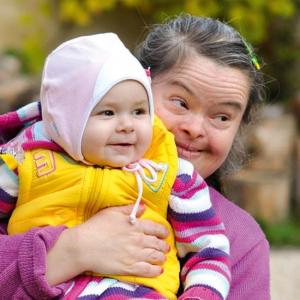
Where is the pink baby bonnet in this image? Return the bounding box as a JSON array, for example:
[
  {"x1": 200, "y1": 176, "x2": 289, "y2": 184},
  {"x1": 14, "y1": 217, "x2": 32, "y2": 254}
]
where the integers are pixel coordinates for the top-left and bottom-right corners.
[{"x1": 41, "y1": 33, "x2": 153, "y2": 162}]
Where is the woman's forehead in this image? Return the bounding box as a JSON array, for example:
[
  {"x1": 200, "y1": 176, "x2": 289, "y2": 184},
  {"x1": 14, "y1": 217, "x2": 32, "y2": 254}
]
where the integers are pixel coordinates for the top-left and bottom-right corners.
[
  {"x1": 154, "y1": 56, "x2": 250, "y2": 106},
  {"x1": 178, "y1": 55, "x2": 249, "y2": 82}
]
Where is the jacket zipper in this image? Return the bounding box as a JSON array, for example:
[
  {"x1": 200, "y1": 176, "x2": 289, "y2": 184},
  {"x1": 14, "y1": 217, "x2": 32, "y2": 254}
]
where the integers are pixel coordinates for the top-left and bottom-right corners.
[{"x1": 83, "y1": 166, "x2": 103, "y2": 221}]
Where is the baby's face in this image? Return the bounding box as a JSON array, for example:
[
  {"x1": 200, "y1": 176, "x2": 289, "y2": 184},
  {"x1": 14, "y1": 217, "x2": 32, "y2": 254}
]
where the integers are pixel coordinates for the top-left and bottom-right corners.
[{"x1": 82, "y1": 80, "x2": 152, "y2": 167}]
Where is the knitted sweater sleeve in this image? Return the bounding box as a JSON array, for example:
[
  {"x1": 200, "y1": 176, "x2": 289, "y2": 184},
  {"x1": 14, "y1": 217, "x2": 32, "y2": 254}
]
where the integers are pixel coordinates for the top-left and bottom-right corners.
[
  {"x1": 0, "y1": 222, "x2": 68, "y2": 299},
  {"x1": 168, "y1": 158, "x2": 231, "y2": 300},
  {"x1": 0, "y1": 156, "x2": 18, "y2": 218}
]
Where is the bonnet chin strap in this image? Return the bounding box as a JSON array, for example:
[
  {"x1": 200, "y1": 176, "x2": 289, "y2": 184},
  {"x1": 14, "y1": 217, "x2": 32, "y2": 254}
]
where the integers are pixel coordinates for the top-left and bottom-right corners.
[{"x1": 122, "y1": 159, "x2": 164, "y2": 224}]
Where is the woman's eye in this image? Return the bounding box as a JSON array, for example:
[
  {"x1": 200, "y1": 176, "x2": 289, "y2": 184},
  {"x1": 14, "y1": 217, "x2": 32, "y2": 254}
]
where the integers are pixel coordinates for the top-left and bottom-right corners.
[
  {"x1": 171, "y1": 98, "x2": 187, "y2": 109},
  {"x1": 99, "y1": 110, "x2": 114, "y2": 116},
  {"x1": 215, "y1": 115, "x2": 229, "y2": 122},
  {"x1": 211, "y1": 114, "x2": 232, "y2": 129}
]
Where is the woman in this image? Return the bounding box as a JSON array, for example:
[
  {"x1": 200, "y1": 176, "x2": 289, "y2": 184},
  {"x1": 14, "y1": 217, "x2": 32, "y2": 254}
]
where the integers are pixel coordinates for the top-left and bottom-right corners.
[{"x1": 0, "y1": 14, "x2": 269, "y2": 299}]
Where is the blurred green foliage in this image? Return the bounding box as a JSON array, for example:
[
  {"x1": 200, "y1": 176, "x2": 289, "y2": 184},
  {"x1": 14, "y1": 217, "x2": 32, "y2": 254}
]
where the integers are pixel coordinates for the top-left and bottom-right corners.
[
  {"x1": 10, "y1": 0, "x2": 300, "y2": 100},
  {"x1": 18, "y1": 1, "x2": 52, "y2": 73},
  {"x1": 259, "y1": 217, "x2": 300, "y2": 246},
  {"x1": 58, "y1": 0, "x2": 151, "y2": 26},
  {"x1": 57, "y1": 0, "x2": 296, "y2": 43},
  {"x1": 5, "y1": 38, "x2": 45, "y2": 74}
]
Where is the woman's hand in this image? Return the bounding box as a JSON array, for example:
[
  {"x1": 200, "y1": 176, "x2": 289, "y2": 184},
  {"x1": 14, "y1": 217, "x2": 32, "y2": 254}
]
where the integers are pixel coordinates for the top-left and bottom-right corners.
[{"x1": 46, "y1": 204, "x2": 169, "y2": 286}]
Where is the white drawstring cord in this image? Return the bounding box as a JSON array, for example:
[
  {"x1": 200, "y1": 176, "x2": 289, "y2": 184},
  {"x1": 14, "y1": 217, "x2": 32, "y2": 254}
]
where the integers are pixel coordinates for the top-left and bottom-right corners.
[{"x1": 122, "y1": 159, "x2": 164, "y2": 224}]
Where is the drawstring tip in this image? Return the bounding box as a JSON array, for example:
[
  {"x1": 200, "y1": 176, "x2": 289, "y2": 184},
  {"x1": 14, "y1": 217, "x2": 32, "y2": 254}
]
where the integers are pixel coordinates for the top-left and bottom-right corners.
[
  {"x1": 124, "y1": 159, "x2": 163, "y2": 226},
  {"x1": 129, "y1": 214, "x2": 137, "y2": 225}
]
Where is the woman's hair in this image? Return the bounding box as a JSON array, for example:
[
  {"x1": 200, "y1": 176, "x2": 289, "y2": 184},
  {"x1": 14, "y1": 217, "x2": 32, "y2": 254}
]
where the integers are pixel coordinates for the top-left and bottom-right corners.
[{"x1": 136, "y1": 14, "x2": 265, "y2": 188}]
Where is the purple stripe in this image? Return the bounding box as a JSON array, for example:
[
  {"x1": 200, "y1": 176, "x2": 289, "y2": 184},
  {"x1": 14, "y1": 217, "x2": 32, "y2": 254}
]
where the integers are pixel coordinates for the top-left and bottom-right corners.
[
  {"x1": 177, "y1": 173, "x2": 192, "y2": 184},
  {"x1": 102, "y1": 285, "x2": 152, "y2": 297},
  {"x1": 77, "y1": 296, "x2": 101, "y2": 300},
  {"x1": 197, "y1": 247, "x2": 229, "y2": 259},
  {"x1": 173, "y1": 174, "x2": 205, "y2": 199},
  {"x1": 78, "y1": 285, "x2": 157, "y2": 299},
  {"x1": 0, "y1": 189, "x2": 16, "y2": 204},
  {"x1": 168, "y1": 206, "x2": 215, "y2": 222}
]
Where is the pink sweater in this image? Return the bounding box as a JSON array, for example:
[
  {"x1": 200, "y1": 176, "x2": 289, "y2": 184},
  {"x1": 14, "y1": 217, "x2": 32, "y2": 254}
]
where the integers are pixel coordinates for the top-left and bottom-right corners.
[{"x1": 0, "y1": 187, "x2": 270, "y2": 300}]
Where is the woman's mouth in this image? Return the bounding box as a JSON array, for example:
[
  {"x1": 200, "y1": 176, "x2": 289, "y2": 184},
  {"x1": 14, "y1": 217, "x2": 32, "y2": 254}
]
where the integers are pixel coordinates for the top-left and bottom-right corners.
[{"x1": 176, "y1": 142, "x2": 201, "y2": 159}]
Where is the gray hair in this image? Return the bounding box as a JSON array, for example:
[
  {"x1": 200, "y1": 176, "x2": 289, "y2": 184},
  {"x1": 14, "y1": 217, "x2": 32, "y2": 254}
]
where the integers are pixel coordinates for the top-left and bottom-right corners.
[{"x1": 136, "y1": 14, "x2": 265, "y2": 186}]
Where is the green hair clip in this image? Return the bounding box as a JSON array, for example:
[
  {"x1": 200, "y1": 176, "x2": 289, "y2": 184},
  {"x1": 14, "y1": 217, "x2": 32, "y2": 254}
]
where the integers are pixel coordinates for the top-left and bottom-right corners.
[{"x1": 242, "y1": 39, "x2": 261, "y2": 70}]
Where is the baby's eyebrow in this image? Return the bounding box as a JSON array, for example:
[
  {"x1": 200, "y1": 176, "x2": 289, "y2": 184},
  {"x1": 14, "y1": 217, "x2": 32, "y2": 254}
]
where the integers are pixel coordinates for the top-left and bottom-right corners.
[{"x1": 134, "y1": 99, "x2": 149, "y2": 106}]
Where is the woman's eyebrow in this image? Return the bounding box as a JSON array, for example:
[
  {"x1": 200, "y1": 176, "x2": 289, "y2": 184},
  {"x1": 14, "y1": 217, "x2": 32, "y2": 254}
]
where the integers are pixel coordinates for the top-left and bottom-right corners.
[
  {"x1": 218, "y1": 101, "x2": 244, "y2": 111},
  {"x1": 169, "y1": 80, "x2": 196, "y2": 96},
  {"x1": 168, "y1": 79, "x2": 245, "y2": 111}
]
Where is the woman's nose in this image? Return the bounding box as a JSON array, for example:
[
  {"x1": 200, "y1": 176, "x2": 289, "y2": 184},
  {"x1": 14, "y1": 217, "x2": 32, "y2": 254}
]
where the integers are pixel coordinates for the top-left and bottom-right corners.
[{"x1": 180, "y1": 115, "x2": 206, "y2": 139}]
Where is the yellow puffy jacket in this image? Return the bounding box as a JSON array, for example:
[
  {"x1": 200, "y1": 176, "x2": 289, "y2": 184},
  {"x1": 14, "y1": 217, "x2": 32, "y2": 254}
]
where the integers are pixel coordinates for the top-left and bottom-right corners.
[{"x1": 7, "y1": 116, "x2": 180, "y2": 299}]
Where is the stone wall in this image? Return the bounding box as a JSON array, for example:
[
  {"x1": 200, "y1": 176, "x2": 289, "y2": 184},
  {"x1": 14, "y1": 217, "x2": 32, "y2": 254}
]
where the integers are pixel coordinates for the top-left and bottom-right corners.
[{"x1": 223, "y1": 105, "x2": 299, "y2": 223}]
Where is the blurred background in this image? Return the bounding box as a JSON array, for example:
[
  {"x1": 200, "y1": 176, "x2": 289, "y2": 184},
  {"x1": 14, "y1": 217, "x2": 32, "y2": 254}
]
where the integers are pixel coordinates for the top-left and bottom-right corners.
[{"x1": 0, "y1": 0, "x2": 299, "y2": 298}]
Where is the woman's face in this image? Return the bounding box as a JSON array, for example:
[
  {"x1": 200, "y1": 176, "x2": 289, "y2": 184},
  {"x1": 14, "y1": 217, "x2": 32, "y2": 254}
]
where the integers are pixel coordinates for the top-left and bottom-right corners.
[{"x1": 152, "y1": 54, "x2": 250, "y2": 178}]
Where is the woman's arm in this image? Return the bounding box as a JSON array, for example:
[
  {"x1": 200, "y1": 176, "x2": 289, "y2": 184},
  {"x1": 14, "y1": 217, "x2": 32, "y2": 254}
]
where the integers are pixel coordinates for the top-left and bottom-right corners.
[
  {"x1": 0, "y1": 204, "x2": 169, "y2": 299},
  {"x1": 0, "y1": 221, "x2": 67, "y2": 299}
]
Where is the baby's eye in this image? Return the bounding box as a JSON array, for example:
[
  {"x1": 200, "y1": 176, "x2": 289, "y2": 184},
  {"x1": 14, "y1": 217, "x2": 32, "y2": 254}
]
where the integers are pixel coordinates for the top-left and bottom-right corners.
[
  {"x1": 133, "y1": 108, "x2": 148, "y2": 115},
  {"x1": 99, "y1": 110, "x2": 114, "y2": 116}
]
